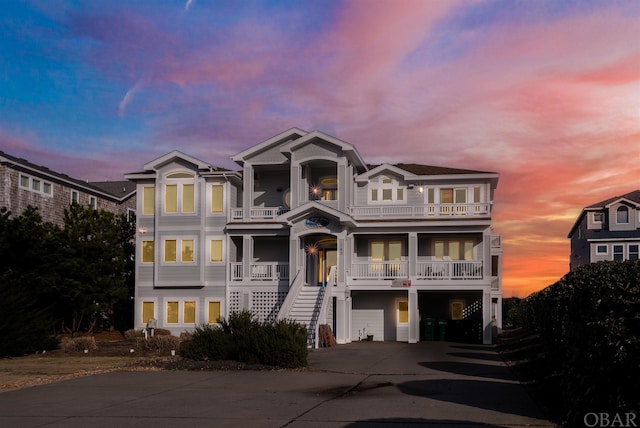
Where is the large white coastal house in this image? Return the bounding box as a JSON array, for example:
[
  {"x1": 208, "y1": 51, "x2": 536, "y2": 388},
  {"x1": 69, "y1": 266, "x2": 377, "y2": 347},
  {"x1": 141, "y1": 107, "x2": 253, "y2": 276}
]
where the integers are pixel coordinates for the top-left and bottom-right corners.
[{"x1": 126, "y1": 128, "x2": 503, "y2": 345}]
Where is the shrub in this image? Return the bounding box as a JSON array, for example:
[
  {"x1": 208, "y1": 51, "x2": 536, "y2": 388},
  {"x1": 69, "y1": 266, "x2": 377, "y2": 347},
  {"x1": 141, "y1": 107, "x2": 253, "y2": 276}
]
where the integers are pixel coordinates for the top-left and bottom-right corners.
[
  {"x1": 124, "y1": 329, "x2": 143, "y2": 340},
  {"x1": 513, "y1": 260, "x2": 640, "y2": 425},
  {"x1": 135, "y1": 335, "x2": 180, "y2": 354},
  {"x1": 60, "y1": 336, "x2": 97, "y2": 352},
  {"x1": 180, "y1": 311, "x2": 308, "y2": 368}
]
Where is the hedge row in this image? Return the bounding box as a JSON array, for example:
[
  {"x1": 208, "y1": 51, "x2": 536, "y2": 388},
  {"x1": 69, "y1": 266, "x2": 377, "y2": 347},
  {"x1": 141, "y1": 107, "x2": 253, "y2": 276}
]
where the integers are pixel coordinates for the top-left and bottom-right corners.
[
  {"x1": 510, "y1": 260, "x2": 640, "y2": 425},
  {"x1": 180, "y1": 310, "x2": 308, "y2": 368}
]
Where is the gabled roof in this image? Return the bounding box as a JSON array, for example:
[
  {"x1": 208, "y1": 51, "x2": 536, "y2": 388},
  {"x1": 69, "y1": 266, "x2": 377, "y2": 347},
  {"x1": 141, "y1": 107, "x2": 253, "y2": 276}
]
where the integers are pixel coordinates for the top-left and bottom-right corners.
[
  {"x1": 357, "y1": 162, "x2": 498, "y2": 184},
  {"x1": 143, "y1": 150, "x2": 213, "y2": 171},
  {"x1": 0, "y1": 150, "x2": 134, "y2": 201},
  {"x1": 586, "y1": 190, "x2": 640, "y2": 209},
  {"x1": 280, "y1": 130, "x2": 368, "y2": 172},
  {"x1": 567, "y1": 189, "x2": 640, "y2": 238},
  {"x1": 277, "y1": 201, "x2": 356, "y2": 227},
  {"x1": 231, "y1": 128, "x2": 308, "y2": 165}
]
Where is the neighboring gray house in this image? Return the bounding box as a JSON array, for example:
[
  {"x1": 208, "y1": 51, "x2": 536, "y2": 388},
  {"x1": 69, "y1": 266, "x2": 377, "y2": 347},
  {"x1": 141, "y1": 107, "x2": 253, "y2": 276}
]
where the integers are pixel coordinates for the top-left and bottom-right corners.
[
  {"x1": 568, "y1": 190, "x2": 640, "y2": 271},
  {"x1": 126, "y1": 128, "x2": 503, "y2": 345},
  {"x1": 0, "y1": 151, "x2": 136, "y2": 226}
]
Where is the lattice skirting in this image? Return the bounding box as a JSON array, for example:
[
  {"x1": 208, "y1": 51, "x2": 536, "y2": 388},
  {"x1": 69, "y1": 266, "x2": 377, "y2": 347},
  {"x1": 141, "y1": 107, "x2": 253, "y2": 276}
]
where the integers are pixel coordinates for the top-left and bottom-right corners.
[{"x1": 228, "y1": 290, "x2": 288, "y2": 323}]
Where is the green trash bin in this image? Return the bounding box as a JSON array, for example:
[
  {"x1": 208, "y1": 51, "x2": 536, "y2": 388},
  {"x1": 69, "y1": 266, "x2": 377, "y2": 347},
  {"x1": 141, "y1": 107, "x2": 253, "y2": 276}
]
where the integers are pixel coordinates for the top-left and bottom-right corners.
[
  {"x1": 421, "y1": 318, "x2": 435, "y2": 341},
  {"x1": 438, "y1": 320, "x2": 447, "y2": 341}
]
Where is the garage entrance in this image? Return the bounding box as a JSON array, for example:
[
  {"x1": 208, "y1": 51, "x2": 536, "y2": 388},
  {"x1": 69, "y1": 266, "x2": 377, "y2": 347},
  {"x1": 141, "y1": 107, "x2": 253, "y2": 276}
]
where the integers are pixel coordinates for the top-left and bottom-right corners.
[{"x1": 418, "y1": 291, "x2": 483, "y2": 343}]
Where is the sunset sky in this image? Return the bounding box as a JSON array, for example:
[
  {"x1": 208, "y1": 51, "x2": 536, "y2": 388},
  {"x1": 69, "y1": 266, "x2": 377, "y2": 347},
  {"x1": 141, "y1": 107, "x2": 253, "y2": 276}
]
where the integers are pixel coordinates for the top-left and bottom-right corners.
[{"x1": 1, "y1": 1, "x2": 639, "y2": 297}]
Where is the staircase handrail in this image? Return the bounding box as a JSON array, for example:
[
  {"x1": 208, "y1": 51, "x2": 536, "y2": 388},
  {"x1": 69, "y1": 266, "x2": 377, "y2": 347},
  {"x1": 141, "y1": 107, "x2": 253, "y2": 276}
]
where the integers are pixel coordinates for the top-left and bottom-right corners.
[
  {"x1": 277, "y1": 269, "x2": 303, "y2": 321},
  {"x1": 314, "y1": 265, "x2": 336, "y2": 348}
]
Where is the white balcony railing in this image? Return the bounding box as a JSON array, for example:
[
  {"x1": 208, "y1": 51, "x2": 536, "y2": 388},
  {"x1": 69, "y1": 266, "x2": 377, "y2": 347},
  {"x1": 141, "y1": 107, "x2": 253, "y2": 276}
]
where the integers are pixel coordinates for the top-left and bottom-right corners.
[
  {"x1": 350, "y1": 261, "x2": 408, "y2": 280},
  {"x1": 231, "y1": 207, "x2": 289, "y2": 220},
  {"x1": 230, "y1": 262, "x2": 289, "y2": 281},
  {"x1": 350, "y1": 203, "x2": 491, "y2": 218},
  {"x1": 416, "y1": 260, "x2": 483, "y2": 280}
]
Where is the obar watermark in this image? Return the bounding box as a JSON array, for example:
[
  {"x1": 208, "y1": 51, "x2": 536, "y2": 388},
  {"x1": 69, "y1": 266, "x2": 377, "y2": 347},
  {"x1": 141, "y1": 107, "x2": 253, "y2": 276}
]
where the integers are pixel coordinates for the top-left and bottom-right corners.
[{"x1": 584, "y1": 412, "x2": 637, "y2": 427}]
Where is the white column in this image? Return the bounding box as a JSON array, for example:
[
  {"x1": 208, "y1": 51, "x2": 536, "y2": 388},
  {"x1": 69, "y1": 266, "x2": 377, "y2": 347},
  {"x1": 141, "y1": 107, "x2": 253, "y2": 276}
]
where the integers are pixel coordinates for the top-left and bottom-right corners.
[{"x1": 409, "y1": 289, "x2": 419, "y2": 343}]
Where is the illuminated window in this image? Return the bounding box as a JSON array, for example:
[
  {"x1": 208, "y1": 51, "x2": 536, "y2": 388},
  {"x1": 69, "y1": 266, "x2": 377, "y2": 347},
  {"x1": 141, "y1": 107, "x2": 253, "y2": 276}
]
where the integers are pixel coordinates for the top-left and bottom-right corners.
[
  {"x1": 210, "y1": 240, "x2": 223, "y2": 262},
  {"x1": 184, "y1": 301, "x2": 196, "y2": 324},
  {"x1": 464, "y1": 241, "x2": 474, "y2": 261},
  {"x1": 167, "y1": 301, "x2": 179, "y2": 324},
  {"x1": 321, "y1": 177, "x2": 338, "y2": 201},
  {"x1": 208, "y1": 301, "x2": 221, "y2": 324},
  {"x1": 397, "y1": 299, "x2": 408, "y2": 324},
  {"x1": 141, "y1": 301, "x2": 155, "y2": 324},
  {"x1": 143, "y1": 186, "x2": 155, "y2": 215},
  {"x1": 142, "y1": 241, "x2": 154, "y2": 263},
  {"x1": 370, "y1": 176, "x2": 405, "y2": 203},
  {"x1": 165, "y1": 172, "x2": 196, "y2": 214},
  {"x1": 164, "y1": 239, "x2": 196, "y2": 263},
  {"x1": 182, "y1": 240, "x2": 194, "y2": 262},
  {"x1": 164, "y1": 240, "x2": 177, "y2": 262},
  {"x1": 211, "y1": 185, "x2": 223, "y2": 213}
]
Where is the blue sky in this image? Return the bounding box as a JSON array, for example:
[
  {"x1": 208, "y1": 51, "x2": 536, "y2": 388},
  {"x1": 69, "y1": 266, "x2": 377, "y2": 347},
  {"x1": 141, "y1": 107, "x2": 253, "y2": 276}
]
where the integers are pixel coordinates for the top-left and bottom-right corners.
[{"x1": 2, "y1": 0, "x2": 639, "y2": 295}]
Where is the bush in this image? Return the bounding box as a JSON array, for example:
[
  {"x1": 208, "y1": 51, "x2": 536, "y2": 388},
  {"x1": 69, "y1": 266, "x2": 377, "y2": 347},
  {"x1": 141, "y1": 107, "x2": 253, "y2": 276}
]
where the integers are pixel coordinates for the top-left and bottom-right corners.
[
  {"x1": 124, "y1": 329, "x2": 143, "y2": 340},
  {"x1": 180, "y1": 311, "x2": 308, "y2": 368},
  {"x1": 60, "y1": 336, "x2": 97, "y2": 352},
  {"x1": 513, "y1": 261, "x2": 640, "y2": 425},
  {"x1": 135, "y1": 335, "x2": 180, "y2": 354}
]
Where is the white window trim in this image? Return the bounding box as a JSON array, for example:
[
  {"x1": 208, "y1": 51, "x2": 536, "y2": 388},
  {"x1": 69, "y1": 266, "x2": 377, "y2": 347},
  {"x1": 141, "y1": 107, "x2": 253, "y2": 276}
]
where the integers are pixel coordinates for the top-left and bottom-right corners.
[
  {"x1": 164, "y1": 297, "x2": 198, "y2": 325},
  {"x1": 207, "y1": 182, "x2": 225, "y2": 215},
  {"x1": 71, "y1": 190, "x2": 79, "y2": 204},
  {"x1": 396, "y1": 298, "x2": 409, "y2": 325},
  {"x1": 19, "y1": 173, "x2": 54, "y2": 197},
  {"x1": 592, "y1": 212, "x2": 604, "y2": 223},
  {"x1": 162, "y1": 237, "x2": 197, "y2": 264},
  {"x1": 141, "y1": 239, "x2": 155, "y2": 263},
  {"x1": 368, "y1": 175, "x2": 406, "y2": 204},
  {"x1": 164, "y1": 172, "x2": 197, "y2": 215},
  {"x1": 206, "y1": 299, "x2": 224, "y2": 324},
  {"x1": 140, "y1": 298, "x2": 158, "y2": 326},
  {"x1": 207, "y1": 236, "x2": 225, "y2": 264},
  {"x1": 595, "y1": 244, "x2": 608, "y2": 255},
  {"x1": 141, "y1": 185, "x2": 155, "y2": 216},
  {"x1": 615, "y1": 206, "x2": 630, "y2": 224},
  {"x1": 89, "y1": 196, "x2": 97, "y2": 209}
]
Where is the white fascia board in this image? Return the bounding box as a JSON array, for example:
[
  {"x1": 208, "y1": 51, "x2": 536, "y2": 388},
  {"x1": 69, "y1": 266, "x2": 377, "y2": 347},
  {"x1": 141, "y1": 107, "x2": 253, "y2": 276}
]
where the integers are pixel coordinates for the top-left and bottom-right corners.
[
  {"x1": 352, "y1": 219, "x2": 493, "y2": 229},
  {"x1": 143, "y1": 150, "x2": 211, "y2": 171},
  {"x1": 231, "y1": 127, "x2": 308, "y2": 164},
  {"x1": 225, "y1": 223, "x2": 288, "y2": 231},
  {"x1": 588, "y1": 237, "x2": 640, "y2": 242},
  {"x1": 355, "y1": 164, "x2": 413, "y2": 183},
  {"x1": 282, "y1": 130, "x2": 368, "y2": 171},
  {"x1": 604, "y1": 198, "x2": 640, "y2": 209}
]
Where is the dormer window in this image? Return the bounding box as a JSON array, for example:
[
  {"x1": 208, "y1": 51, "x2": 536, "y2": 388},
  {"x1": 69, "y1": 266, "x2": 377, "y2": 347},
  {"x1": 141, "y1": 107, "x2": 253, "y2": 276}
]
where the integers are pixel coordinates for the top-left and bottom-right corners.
[
  {"x1": 370, "y1": 175, "x2": 405, "y2": 203},
  {"x1": 616, "y1": 206, "x2": 629, "y2": 224},
  {"x1": 165, "y1": 171, "x2": 195, "y2": 214},
  {"x1": 593, "y1": 212, "x2": 603, "y2": 223}
]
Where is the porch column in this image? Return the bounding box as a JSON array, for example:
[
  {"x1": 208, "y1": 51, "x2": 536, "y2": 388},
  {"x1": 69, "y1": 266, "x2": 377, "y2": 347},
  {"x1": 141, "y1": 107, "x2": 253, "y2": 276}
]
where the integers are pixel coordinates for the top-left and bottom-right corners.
[
  {"x1": 243, "y1": 165, "x2": 253, "y2": 219},
  {"x1": 408, "y1": 289, "x2": 419, "y2": 343},
  {"x1": 408, "y1": 232, "x2": 417, "y2": 278},
  {"x1": 335, "y1": 292, "x2": 351, "y2": 344},
  {"x1": 243, "y1": 237, "x2": 252, "y2": 281},
  {"x1": 482, "y1": 291, "x2": 492, "y2": 344}
]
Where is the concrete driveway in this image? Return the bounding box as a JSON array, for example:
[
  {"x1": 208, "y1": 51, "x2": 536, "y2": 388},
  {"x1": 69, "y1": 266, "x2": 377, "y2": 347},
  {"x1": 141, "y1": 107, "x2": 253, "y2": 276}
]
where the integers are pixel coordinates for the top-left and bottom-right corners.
[{"x1": 0, "y1": 341, "x2": 556, "y2": 427}]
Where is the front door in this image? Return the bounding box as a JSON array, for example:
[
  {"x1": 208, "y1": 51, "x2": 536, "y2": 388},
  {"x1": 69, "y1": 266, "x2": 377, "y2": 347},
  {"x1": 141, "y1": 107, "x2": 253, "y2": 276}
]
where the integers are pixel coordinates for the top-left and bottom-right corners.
[{"x1": 317, "y1": 249, "x2": 337, "y2": 285}]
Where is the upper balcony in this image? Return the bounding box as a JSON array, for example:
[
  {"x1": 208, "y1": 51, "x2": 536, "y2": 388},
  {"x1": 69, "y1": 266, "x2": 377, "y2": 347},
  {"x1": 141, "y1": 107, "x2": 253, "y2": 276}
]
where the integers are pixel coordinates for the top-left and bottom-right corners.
[{"x1": 350, "y1": 203, "x2": 491, "y2": 219}]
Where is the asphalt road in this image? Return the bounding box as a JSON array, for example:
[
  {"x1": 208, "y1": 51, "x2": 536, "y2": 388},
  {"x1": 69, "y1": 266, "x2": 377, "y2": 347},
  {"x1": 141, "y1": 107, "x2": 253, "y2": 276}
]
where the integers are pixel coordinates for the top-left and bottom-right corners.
[{"x1": 0, "y1": 341, "x2": 556, "y2": 427}]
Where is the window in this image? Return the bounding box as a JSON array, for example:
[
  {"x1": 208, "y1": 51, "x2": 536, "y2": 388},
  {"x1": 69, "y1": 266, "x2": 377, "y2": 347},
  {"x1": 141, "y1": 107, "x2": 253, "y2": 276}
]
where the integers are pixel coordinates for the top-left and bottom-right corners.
[
  {"x1": 141, "y1": 301, "x2": 155, "y2": 324},
  {"x1": 165, "y1": 172, "x2": 196, "y2": 214},
  {"x1": 434, "y1": 239, "x2": 477, "y2": 260},
  {"x1": 183, "y1": 301, "x2": 196, "y2": 324},
  {"x1": 164, "y1": 238, "x2": 196, "y2": 263},
  {"x1": 167, "y1": 301, "x2": 179, "y2": 324},
  {"x1": 321, "y1": 177, "x2": 338, "y2": 201},
  {"x1": 71, "y1": 191, "x2": 79, "y2": 204},
  {"x1": 165, "y1": 240, "x2": 177, "y2": 262},
  {"x1": 593, "y1": 212, "x2": 604, "y2": 223},
  {"x1": 629, "y1": 245, "x2": 639, "y2": 261},
  {"x1": 210, "y1": 240, "x2": 223, "y2": 262},
  {"x1": 208, "y1": 301, "x2": 221, "y2": 324},
  {"x1": 89, "y1": 196, "x2": 97, "y2": 209},
  {"x1": 142, "y1": 241, "x2": 154, "y2": 263},
  {"x1": 143, "y1": 186, "x2": 155, "y2": 215},
  {"x1": 370, "y1": 176, "x2": 405, "y2": 203},
  {"x1": 167, "y1": 300, "x2": 196, "y2": 324},
  {"x1": 616, "y1": 206, "x2": 629, "y2": 224},
  {"x1": 596, "y1": 245, "x2": 608, "y2": 255},
  {"x1": 613, "y1": 245, "x2": 624, "y2": 261},
  {"x1": 464, "y1": 241, "x2": 474, "y2": 261},
  {"x1": 440, "y1": 188, "x2": 467, "y2": 204},
  {"x1": 473, "y1": 186, "x2": 481, "y2": 203},
  {"x1": 211, "y1": 185, "x2": 223, "y2": 213},
  {"x1": 397, "y1": 299, "x2": 408, "y2": 324},
  {"x1": 18, "y1": 173, "x2": 53, "y2": 197}
]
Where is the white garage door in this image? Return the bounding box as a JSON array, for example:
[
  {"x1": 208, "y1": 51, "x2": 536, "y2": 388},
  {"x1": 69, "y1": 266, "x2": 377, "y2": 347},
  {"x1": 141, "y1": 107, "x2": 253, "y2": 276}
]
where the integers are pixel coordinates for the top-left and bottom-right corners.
[{"x1": 352, "y1": 309, "x2": 384, "y2": 341}]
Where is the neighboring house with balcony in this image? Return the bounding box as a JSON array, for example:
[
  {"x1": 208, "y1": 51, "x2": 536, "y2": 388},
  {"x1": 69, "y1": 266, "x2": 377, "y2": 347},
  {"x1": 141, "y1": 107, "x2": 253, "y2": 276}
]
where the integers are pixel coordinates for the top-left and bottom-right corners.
[
  {"x1": 0, "y1": 151, "x2": 136, "y2": 226},
  {"x1": 568, "y1": 189, "x2": 640, "y2": 271},
  {"x1": 126, "y1": 128, "x2": 503, "y2": 345}
]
